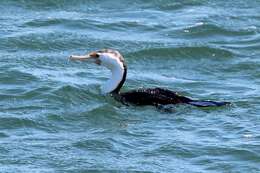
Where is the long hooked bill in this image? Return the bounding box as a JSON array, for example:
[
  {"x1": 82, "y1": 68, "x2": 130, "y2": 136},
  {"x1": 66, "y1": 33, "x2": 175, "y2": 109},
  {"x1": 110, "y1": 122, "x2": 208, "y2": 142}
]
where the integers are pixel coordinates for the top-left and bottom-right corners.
[{"x1": 69, "y1": 54, "x2": 91, "y2": 61}]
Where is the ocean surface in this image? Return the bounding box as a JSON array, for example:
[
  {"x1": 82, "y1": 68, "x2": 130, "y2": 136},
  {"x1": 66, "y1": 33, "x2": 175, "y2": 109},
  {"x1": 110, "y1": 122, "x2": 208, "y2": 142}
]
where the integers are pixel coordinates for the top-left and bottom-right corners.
[{"x1": 0, "y1": 0, "x2": 260, "y2": 172}]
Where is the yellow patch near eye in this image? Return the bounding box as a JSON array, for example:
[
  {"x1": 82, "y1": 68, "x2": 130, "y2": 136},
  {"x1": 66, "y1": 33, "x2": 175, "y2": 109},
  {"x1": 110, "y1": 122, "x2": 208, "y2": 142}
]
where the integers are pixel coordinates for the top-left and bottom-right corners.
[{"x1": 89, "y1": 52, "x2": 99, "y2": 58}]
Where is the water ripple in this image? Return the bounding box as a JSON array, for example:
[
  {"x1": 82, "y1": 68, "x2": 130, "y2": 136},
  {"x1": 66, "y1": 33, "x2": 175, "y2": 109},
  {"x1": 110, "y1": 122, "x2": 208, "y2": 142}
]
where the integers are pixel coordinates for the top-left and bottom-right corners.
[{"x1": 0, "y1": 0, "x2": 260, "y2": 172}]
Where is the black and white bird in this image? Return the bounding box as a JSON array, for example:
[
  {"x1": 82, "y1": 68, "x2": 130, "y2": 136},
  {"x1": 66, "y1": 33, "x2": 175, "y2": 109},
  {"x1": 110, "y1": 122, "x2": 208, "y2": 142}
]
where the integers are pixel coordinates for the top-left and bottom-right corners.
[{"x1": 69, "y1": 49, "x2": 229, "y2": 107}]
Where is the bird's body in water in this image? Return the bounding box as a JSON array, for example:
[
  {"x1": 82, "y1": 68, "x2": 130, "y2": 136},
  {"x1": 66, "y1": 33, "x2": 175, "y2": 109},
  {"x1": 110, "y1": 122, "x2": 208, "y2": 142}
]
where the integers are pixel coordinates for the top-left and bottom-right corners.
[{"x1": 70, "y1": 49, "x2": 229, "y2": 108}]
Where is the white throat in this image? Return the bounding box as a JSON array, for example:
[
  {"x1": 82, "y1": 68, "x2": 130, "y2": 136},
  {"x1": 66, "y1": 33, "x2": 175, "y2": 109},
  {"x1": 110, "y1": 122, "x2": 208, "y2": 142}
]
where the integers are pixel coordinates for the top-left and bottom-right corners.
[
  {"x1": 100, "y1": 53, "x2": 125, "y2": 94},
  {"x1": 101, "y1": 67, "x2": 124, "y2": 94}
]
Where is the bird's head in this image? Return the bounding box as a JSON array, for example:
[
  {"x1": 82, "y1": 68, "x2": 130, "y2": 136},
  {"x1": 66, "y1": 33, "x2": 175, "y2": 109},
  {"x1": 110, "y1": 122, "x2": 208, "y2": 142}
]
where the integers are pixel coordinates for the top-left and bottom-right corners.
[
  {"x1": 69, "y1": 49, "x2": 126, "y2": 70},
  {"x1": 69, "y1": 49, "x2": 127, "y2": 94}
]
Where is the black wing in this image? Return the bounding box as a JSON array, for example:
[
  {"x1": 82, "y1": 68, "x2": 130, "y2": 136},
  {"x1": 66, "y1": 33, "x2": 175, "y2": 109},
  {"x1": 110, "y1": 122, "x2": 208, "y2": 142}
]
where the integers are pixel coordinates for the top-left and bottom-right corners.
[
  {"x1": 114, "y1": 87, "x2": 230, "y2": 107},
  {"x1": 116, "y1": 87, "x2": 192, "y2": 106}
]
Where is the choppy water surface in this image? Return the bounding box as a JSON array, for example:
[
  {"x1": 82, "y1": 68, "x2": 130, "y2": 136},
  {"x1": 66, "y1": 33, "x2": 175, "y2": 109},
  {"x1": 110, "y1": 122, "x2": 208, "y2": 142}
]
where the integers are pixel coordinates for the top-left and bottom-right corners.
[{"x1": 0, "y1": 0, "x2": 260, "y2": 172}]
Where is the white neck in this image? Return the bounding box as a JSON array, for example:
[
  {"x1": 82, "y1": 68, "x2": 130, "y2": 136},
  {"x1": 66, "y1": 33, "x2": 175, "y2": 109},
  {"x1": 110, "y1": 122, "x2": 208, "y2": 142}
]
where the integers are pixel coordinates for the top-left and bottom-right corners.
[
  {"x1": 100, "y1": 55, "x2": 125, "y2": 94},
  {"x1": 101, "y1": 67, "x2": 124, "y2": 94}
]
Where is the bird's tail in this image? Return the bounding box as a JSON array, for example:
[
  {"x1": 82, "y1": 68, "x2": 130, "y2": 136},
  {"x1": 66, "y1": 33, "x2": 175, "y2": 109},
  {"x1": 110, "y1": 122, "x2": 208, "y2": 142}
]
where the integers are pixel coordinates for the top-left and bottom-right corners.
[{"x1": 188, "y1": 100, "x2": 230, "y2": 107}]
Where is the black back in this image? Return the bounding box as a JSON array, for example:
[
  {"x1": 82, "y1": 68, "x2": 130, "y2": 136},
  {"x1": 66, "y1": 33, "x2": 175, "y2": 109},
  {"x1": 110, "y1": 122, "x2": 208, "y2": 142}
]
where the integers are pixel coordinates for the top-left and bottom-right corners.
[{"x1": 115, "y1": 87, "x2": 192, "y2": 106}]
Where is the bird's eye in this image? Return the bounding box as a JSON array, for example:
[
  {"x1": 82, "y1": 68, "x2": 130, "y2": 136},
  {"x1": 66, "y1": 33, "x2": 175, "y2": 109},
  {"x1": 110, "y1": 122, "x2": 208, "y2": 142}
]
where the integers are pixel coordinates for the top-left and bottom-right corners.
[{"x1": 89, "y1": 52, "x2": 100, "y2": 58}]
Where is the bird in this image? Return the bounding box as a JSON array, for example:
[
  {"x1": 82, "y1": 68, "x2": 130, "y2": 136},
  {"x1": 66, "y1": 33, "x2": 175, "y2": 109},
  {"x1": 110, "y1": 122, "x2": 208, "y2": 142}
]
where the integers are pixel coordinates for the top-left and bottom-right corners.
[{"x1": 69, "y1": 49, "x2": 230, "y2": 108}]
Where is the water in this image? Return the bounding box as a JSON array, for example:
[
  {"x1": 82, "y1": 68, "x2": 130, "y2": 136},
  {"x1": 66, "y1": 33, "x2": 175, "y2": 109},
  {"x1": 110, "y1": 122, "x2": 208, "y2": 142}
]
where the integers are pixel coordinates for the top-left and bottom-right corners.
[{"x1": 0, "y1": 0, "x2": 260, "y2": 172}]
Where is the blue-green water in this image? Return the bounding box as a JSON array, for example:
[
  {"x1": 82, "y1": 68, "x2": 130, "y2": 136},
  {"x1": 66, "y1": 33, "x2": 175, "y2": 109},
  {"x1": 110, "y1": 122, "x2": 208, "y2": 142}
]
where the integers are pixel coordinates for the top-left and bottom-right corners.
[{"x1": 1, "y1": 0, "x2": 260, "y2": 172}]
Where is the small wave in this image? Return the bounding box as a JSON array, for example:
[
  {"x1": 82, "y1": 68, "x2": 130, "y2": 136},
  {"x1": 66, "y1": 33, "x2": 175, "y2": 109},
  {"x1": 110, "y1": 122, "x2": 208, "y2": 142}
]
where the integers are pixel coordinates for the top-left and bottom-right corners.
[
  {"x1": 0, "y1": 117, "x2": 44, "y2": 129},
  {"x1": 73, "y1": 139, "x2": 114, "y2": 151},
  {"x1": 0, "y1": 69, "x2": 38, "y2": 85},
  {"x1": 182, "y1": 23, "x2": 257, "y2": 37},
  {"x1": 61, "y1": 169, "x2": 153, "y2": 173},
  {"x1": 0, "y1": 0, "x2": 92, "y2": 10},
  {"x1": 24, "y1": 17, "x2": 166, "y2": 36},
  {"x1": 24, "y1": 18, "x2": 98, "y2": 29},
  {"x1": 227, "y1": 60, "x2": 260, "y2": 74},
  {"x1": 17, "y1": 66, "x2": 100, "y2": 85},
  {"x1": 1, "y1": 31, "x2": 148, "y2": 52},
  {"x1": 91, "y1": 20, "x2": 167, "y2": 32},
  {"x1": 50, "y1": 85, "x2": 96, "y2": 104},
  {"x1": 25, "y1": 18, "x2": 73, "y2": 27},
  {"x1": 1, "y1": 32, "x2": 86, "y2": 51},
  {"x1": 129, "y1": 46, "x2": 234, "y2": 59},
  {"x1": 0, "y1": 132, "x2": 9, "y2": 138},
  {"x1": 130, "y1": 72, "x2": 195, "y2": 84},
  {"x1": 144, "y1": 143, "x2": 196, "y2": 158},
  {"x1": 219, "y1": 37, "x2": 260, "y2": 52},
  {"x1": 140, "y1": 0, "x2": 204, "y2": 11}
]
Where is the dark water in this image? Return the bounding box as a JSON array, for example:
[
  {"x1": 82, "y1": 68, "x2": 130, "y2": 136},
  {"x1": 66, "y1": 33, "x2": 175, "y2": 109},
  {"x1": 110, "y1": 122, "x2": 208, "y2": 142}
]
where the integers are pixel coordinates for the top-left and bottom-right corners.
[{"x1": 0, "y1": 0, "x2": 260, "y2": 172}]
